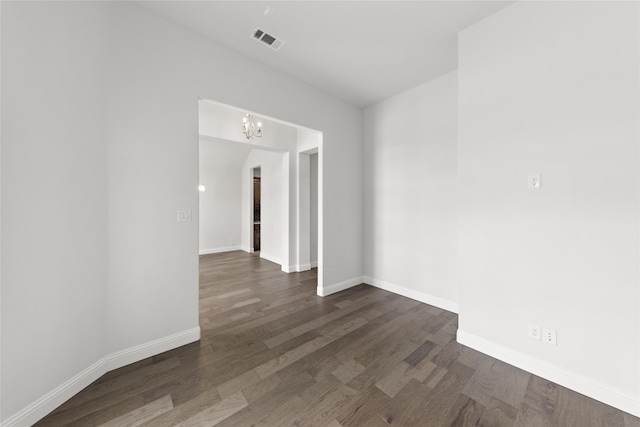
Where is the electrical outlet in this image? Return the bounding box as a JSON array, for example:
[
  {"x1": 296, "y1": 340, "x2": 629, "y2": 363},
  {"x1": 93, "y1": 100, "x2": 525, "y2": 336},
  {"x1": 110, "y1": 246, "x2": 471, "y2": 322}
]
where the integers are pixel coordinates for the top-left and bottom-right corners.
[
  {"x1": 177, "y1": 210, "x2": 192, "y2": 222},
  {"x1": 528, "y1": 323, "x2": 541, "y2": 341},
  {"x1": 528, "y1": 174, "x2": 541, "y2": 189},
  {"x1": 542, "y1": 328, "x2": 557, "y2": 345}
]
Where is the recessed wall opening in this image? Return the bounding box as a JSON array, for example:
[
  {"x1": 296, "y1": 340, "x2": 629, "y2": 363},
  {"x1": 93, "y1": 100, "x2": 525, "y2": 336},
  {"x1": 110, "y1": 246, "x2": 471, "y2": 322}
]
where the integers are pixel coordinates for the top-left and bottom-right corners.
[
  {"x1": 197, "y1": 98, "x2": 324, "y2": 294},
  {"x1": 252, "y1": 167, "x2": 261, "y2": 252}
]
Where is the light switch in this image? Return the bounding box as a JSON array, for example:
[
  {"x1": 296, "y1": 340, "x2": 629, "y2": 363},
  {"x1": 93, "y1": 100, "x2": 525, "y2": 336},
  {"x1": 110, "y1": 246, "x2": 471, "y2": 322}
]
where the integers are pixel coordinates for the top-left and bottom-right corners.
[
  {"x1": 528, "y1": 174, "x2": 541, "y2": 189},
  {"x1": 177, "y1": 210, "x2": 192, "y2": 222}
]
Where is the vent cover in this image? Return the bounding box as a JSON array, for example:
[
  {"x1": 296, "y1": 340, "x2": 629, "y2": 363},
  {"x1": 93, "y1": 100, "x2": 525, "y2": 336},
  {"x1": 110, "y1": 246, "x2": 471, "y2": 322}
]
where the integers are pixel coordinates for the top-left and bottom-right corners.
[{"x1": 251, "y1": 27, "x2": 285, "y2": 51}]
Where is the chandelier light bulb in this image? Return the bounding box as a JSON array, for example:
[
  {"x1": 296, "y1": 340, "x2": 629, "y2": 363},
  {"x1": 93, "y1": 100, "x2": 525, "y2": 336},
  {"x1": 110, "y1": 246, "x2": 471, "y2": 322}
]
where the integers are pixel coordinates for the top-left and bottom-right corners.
[{"x1": 242, "y1": 113, "x2": 263, "y2": 139}]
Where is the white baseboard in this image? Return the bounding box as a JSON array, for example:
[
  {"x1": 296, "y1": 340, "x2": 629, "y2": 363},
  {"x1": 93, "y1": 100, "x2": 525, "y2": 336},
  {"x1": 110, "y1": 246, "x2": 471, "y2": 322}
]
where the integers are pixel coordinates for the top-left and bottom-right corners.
[
  {"x1": 457, "y1": 329, "x2": 640, "y2": 418},
  {"x1": 311, "y1": 261, "x2": 318, "y2": 268},
  {"x1": 199, "y1": 246, "x2": 241, "y2": 255},
  {"x1": 3, "y1": 327, "x2": 201, "y2": 427},
  {"x1": 363, "y1": 276, "x2": 459, "y2": 314},
  {"x1": 297, "y1": 263, "x2": 311, "y2": 272},
  {"x1": 260, "y1": 252, "x2": 282, "y2": 267},
  {"x1": 318, "y1": 276, "x2": 363, "y2": 297},
  {"x1": 103, "y1": 327, "x2": 201, "y2": 372},
  {"x1": 241, "y1": 245, "x2": 252, "y2": 253}
]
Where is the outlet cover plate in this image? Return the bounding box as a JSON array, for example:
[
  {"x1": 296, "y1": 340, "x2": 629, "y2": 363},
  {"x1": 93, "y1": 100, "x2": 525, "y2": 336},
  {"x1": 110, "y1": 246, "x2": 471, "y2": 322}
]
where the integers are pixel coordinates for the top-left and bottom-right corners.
[
  {"x1": 177, "y1": 210, "x2": 192, "y2": 222},
  {"x1": 528, "y1": 174, "x2": 541, "y2": 189},
  {"x1": 528, "y1": 323, "x2": 541, "y2": 341},
  {"x1": 542, "y1": 328, "x2": 557, "y2": 345}
]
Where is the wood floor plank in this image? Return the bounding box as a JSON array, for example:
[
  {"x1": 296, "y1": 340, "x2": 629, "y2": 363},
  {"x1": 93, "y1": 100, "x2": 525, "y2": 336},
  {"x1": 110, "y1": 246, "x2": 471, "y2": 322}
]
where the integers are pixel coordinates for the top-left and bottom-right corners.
[
  {"x1": 215, "y1": 369, "x2": 261, "y2": 400},
  {"x1": 336, "y1": 386, "x2": 391, "y2": 427},
  {"x1": 174, "y1": 391, "x2": 247, "y2": 427},
  {"x1": 97, "y1": 395, "x2": 173, "y2": 427},
  {"x1": 297, "y1": 377, "x2": 360, "y2": 427},
  {"x1": 462, "y1": 358, "x2": 507, "y2": 407},
  {"x1": 414, "y1": 368, "x2": 473, "y2": 426},
  {"x1": 439, "y1": 394, "x2": 485, "y2": 427},
  {"x1": 240, "y1": 372, "x2": 283, "y2": 404},
  {"x1": 513, "y1": 402, "x2": 554, "y2": 427},
  {"x1": 625, "y1": 413, "x2": 640, "y2": 427},
  {"x1": 520, "y1": 374, "x2": 559, "y2": 424},
  {"x1": 215, "y1": 372, "x2": 316, "y2": 427},
  {"x1": 35, "y1": 358, "x2": 183, "y2": 425},
  {"x1": 379, "y1": 378, "x2": 435, "y2": 426},
  {"x1": 552, "y1": 384, "x2": 622, "y2": 427},
  {"x1": 253, "y1": 395, "x2": 307, "y2": 427},
  {"x1": 404, "y1": 339, "x2": 437, "y2": 366},
  {"x1": 492, "y1": 364, "x2": 531, "y2": 409},
  {"x1": 34, "y1": 252, "x2": 638, "y2": 427},
  {"x1": 375, "y1": 361, "x2": 418, "y2": 398},
  {"x1": 66, "y1": 395, "x2": 147, "y2": 427},
  {"x1": 476, "y1": 397, "x2": 517, "y2": 427},
  {"x1": 309, "y1": 355, "x2": 342, "y2": 381},
  {"x1": 254, "y1": 335, "x2": 332, "y2": 379},
  {"x1": 136, "y1": 389, "x2": 220, "y2": 427},
  {"x1": 332, "y1": 358, "x2": 367, "y2": 384}
]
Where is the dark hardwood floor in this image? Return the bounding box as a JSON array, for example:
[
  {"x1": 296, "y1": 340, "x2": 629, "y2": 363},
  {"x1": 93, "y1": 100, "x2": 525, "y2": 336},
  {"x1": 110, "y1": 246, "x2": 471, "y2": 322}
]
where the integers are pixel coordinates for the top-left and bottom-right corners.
[{"x1": 36, "y1": 251, "x2": 640, "y2": 426}]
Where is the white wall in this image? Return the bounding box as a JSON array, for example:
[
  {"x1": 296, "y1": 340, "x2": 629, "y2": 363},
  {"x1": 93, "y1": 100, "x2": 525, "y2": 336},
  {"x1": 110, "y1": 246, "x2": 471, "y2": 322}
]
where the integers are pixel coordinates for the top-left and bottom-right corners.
[
  {"x1": 199, "y1": 139, "x2": 251, "y2": 254},
  {"x1": 1, "y1": 1, "x2": 109, "y2": 421},
  {"x1": 297, "y1": 153, "x2": 312, "y2": 270},
  {"x1": 298, "y1": 127, "x2": 323, "y2": 153},
  {"x1": 457, "y1": 1, "x2": 639, "y2": 416},
  {"x1": 105, "y1": 0, "x2": 362, "y2": 353},
  {"x1": 241, "y1": 149, "x2": 287, "y2": 265},
  {"x1": 199, "y1": 100, "x2": 298, "y2": 151},
  {"x1": 363, "y1": 71, "x2": 458, "y2": 312},
  {"x1": 295, "y1": 128, "x2": 322, "y2": 274},
  {"x1": 310, "y1": 153, "x2": 319, "y2": 267},
  {"x1": 1, "y1": 1, "x2": 363, "y2": 425}
]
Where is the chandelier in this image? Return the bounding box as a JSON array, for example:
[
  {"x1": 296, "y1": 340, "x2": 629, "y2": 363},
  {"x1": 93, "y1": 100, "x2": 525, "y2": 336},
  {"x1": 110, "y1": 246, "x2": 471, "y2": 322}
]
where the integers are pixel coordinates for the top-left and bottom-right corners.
[{"x1": 242, "y1": 114, "x2": 262, "y2": 139}]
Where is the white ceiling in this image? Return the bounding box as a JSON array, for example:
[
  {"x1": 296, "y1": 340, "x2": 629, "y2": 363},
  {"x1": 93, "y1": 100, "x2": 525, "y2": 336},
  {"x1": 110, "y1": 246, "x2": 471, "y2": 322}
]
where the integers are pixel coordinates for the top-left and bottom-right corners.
[{"x1": 136, "y1": 1, "x2": 513, "y2": 107}]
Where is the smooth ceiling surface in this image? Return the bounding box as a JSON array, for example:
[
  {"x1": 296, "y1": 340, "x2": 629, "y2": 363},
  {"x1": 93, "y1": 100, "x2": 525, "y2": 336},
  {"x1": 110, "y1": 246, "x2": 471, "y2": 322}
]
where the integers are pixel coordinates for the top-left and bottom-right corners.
[{"x1": 136, "y1": 1, "x2": 513, "y2": 107}]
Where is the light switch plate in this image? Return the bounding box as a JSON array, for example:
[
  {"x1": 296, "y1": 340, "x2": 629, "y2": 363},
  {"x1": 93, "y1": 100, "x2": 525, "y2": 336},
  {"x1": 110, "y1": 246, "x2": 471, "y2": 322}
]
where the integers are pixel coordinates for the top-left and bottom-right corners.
[{"x1": 528, "y1": 174, "x2": 541, "y2": 189}]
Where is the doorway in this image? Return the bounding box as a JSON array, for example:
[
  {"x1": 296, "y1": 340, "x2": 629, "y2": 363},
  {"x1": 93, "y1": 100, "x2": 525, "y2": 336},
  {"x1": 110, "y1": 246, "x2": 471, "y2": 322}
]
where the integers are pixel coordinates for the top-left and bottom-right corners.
[
  {"x1": 310, "y1": 153, "x2": 318, "y2": 268},
  {"x1": 198, "y1": 99, "x2": 323, "y2": 291},
  {"x1": 252, "y1": 167, "x2": 261, "y2": 252}
]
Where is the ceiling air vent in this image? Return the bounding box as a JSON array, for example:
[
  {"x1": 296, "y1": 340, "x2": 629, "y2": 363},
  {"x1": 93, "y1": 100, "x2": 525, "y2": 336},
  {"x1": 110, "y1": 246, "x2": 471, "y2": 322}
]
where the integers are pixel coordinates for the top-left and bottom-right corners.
[{"x1": 251, "y1": 27, "x2": 285, "y2": 51}]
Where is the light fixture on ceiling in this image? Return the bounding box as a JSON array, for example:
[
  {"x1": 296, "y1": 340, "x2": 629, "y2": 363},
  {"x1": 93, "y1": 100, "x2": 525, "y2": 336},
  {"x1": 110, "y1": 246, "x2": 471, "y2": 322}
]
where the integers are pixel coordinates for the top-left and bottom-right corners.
[{"x1": 242, "y1": 114, "x2": 262, "y2": 139}]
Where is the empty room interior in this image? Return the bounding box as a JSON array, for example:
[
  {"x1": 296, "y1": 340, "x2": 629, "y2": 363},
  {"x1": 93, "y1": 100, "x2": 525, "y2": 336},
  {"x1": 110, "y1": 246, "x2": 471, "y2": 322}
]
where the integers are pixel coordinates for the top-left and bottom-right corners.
[{"x1": 1, "y1": 1, "x2": 639, "y2": 426}]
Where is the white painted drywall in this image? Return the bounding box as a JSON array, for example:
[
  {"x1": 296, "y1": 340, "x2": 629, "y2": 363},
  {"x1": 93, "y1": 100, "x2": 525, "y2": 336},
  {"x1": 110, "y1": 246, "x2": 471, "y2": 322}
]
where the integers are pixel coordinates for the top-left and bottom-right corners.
[
  {"x1": 1, "y1": 1, "x2": 363, "y2": 424},
  {"x1": 1, "y1": 1, "x2": 109, "y2": 420},
  {"x1": 363, "y1": 71, "x2": 458, "y2": 312},
  {"x1": 297, "y1": 127, "x2": 323, "y2": 153},
  {"x1": 457, "y1": 1, "x2": 639, "y2": 414},
  {"x1": 199, "y1": 101, "x2": 297, "y2": 152},
  {"x1": 297, "y1": 153, "x2": 311, "y2": 270},
  {"x1": 310, "y1": 153, "x2": 319, "y2": 267},
  {"x1": 105, "y1": 0, "x2": 362, "y2": 353},
  {"x1": 199, "y1": 139, "x2": 251, "y2": 254},
  {"x1": 296, "y1": 128, "x2": 321, "y2": 273},
  {"x1": 241, "y1": 149, "x2": 287, "y2": 265}
]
